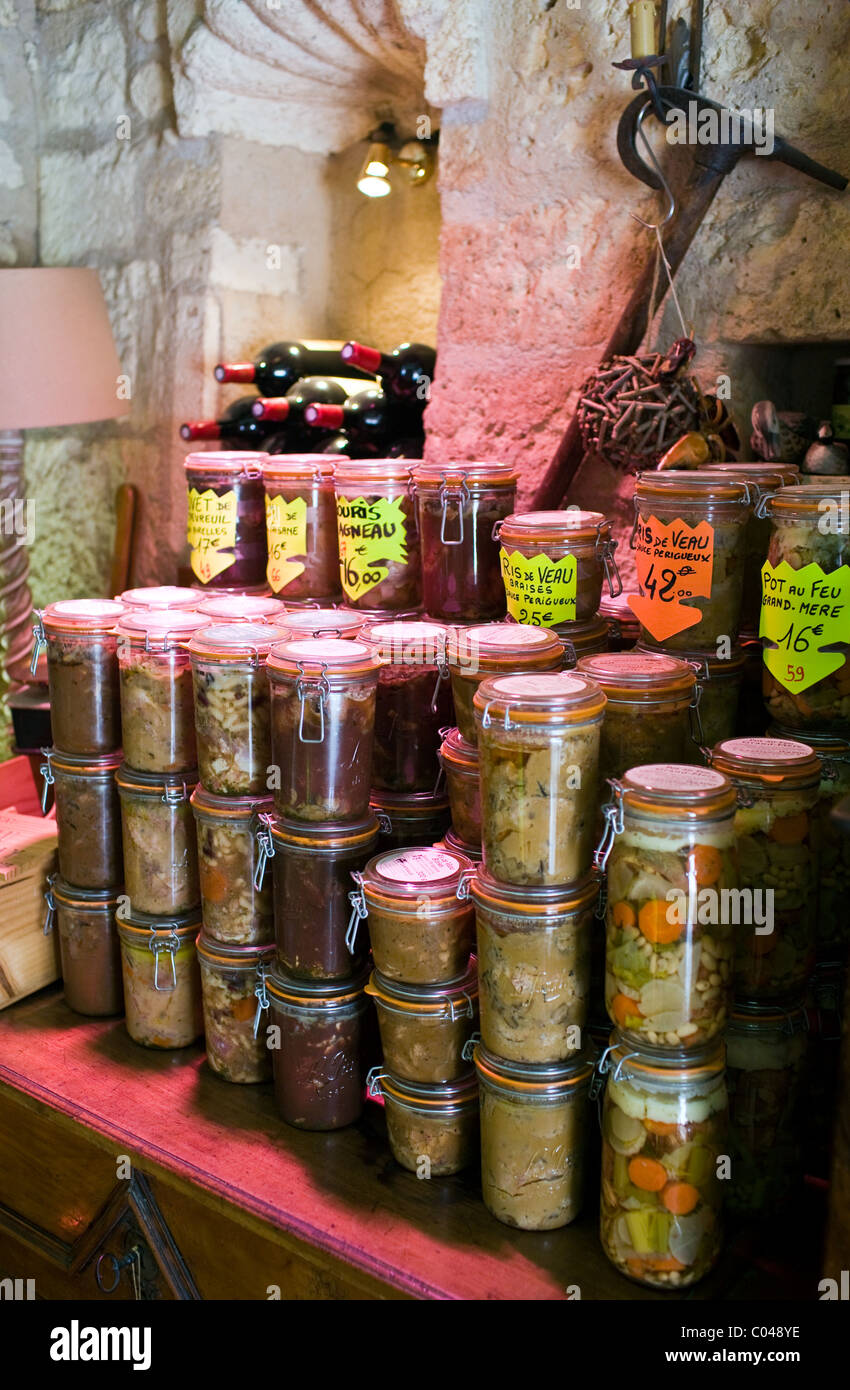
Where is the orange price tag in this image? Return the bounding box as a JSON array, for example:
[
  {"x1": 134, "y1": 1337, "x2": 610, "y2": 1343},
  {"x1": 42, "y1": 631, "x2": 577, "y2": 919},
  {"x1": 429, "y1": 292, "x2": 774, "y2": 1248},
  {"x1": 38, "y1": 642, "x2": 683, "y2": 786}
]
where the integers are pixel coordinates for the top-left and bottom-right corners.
[{"x1": 627, "y1": 514, "x2": 715, "y2": 642}]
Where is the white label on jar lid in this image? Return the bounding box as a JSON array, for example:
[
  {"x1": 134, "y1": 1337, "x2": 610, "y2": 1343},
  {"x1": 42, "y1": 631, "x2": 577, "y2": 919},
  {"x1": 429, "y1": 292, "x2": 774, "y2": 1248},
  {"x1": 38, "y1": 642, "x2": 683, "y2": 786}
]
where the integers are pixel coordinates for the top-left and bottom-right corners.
[
  {"x1": 585, "y1": 653, "x2": 681, "y2": 677},
  {"x1": 628, "y1": 764, "x2": 727, "y2": 791},
  {"x1": 282, "y1": 638, "x2": 370, "y2": 661},
  {"x1": 720, "y1": 737, "x2": 813, "y2": 761},
  {"x1": 512, "y1": 509, "x2": 602, "y2": 531},
  {"x1": 54, "y1": 599, "x2": 124, "y2": 618},
  {"x1": 491, "y1": 673, "x2": 585, "y2": 698},
  {"x1": 377, "y1": 849, "x2": 459, "y2": 883},
  {"x1": 472, "y1": 624, "x2": 555, "y2": 648}
]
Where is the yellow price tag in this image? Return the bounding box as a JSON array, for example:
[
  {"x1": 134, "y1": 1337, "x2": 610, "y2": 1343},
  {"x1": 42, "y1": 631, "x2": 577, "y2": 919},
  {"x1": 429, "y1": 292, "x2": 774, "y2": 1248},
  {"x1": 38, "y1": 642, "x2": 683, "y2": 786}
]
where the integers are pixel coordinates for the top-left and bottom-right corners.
[
  {"x1": 500, "y1": 549, "x2": 577, "y2": 626},
  {"x1": 187, "y1": 487, "x2": 237, "y2": 583},
  {"x1": 336, "y1": 496, "x2": 408, "y2": 603},
  {"x1": 760, "y1": 559, "x2": 850, "y2": 693},
  {"x1": 266, "y1": 495, "x2": 307, "y2": 593}
]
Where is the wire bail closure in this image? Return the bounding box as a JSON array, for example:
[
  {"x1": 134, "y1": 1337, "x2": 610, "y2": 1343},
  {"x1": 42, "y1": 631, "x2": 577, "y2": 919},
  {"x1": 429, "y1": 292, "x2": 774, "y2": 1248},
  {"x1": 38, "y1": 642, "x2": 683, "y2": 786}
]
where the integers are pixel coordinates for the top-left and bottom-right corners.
[
  {"x1": 346, "y1": 872, "x2": 368, "y2": 952},
  {"x1": 431, "y1": 632, "x2": 451, "y2": 713},
  {"x1": 596, "y1": 524, "x2": 623, "y2": 598},
  {"x1": 149, "y1": 928, "x2": 179, "y2": 992},
  {"x1": 366, "y1": 1064, "x2": 385, "y2": 1099},
  {"x1": 162, "y1": 782, "x2": 188, "y2": 805},
  {"x1": 253, "y1": 812, "x2": 276, "y2": 890},
  {"x1": 253, "y1": 962, "x2": 271, "y2": 1039},
  {"x1": 594, "y1": 780, "x2": 625, "y2": 874},
  {"x1": 461, "y1": 1031, "x2": 481, "y2": 1062},
  {"x1": 439, "y1": 475, "x2": 470, "y2": 546},
  {"x1": 296, "y1": 661, "x2": 330, "y2": 744},
  {"x1": 39, "y1": 747, "x2": 54, "y2": 814},
  {"x1": 43, "y1": 873, "x2": 56, "y2": 935},
  {"x1": 30, "y1": 612, "x2": 46, "y2": 676}
]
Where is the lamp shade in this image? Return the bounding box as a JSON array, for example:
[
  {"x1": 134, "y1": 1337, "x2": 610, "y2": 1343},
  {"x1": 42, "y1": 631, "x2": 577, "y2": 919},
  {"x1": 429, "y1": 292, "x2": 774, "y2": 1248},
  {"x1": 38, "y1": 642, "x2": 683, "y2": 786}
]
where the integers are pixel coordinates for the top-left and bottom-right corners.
[{"x1": 0, "y1": 268, "x2": 130, "y2": 429}]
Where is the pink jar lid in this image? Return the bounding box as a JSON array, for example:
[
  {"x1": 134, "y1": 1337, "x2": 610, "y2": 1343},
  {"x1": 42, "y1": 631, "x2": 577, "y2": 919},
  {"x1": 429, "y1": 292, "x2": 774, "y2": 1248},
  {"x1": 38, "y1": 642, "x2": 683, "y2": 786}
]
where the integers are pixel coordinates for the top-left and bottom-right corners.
[
  {"x1": 711, "y1": 736, "x2": 821, "y2": 788},
  {"x1": 620, "y1": 763, "x2": 737, "y2": 820},
  {"x1": 120, "y1": 586, "x2": 201, "y2": 611},
  {"x1": 42, "y1": 599, "x2": 125, "y2": 632},
  {"x1": 361, "y1": 846, "x2": 474, "y2": 903},
  {"x1": 280, "y1": 608, "x2": 364, "y2": 639},
  {"x1": 577, "y1": 652, "x2": 696, "y2": 698},
  {"x1": 117, "y1": 608, "x2": 211, "y2": 648},
  {"x1": 333, "y1": 459, "x2": 415, "y2": 485},
  {"x1": 198, "y1": 593, "x2": 286, "y2": 622},
  {"x1": 267, "y1": 637, "x2": 380, "y2": 679},
  {"x1": 188, "y1": 621, "x2": 291, "y2": 661},
  {"x1": 262, "y1": 454, "x2": 338, "y2": 480},
  {"x1": 359, "y1": 619, "x2": 448, "y2": 666},
  {"x1": 184, "y1": 451, "x2": 267, "y2": 475},
  {"x1": 474, "y1": 671, "x2": 606, "y2": 725},
  {"x1": 500, "y1": 509, "x2": 609, "y2": 543}
]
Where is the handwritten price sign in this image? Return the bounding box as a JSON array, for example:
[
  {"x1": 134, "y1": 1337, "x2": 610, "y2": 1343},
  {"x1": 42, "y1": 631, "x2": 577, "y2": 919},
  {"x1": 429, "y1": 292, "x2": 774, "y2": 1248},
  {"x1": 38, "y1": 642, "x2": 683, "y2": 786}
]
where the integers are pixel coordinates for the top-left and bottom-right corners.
[
  {"x1": 187, "y1": 487, "x2": 238, "y2": 583},
  {"x1": 627, "y1": 515, "x2": 715, "y2": 642},
  {"x1": 760, "y1": 559, "x2": 850, "y2": 693},
  {"x1": 336, "y1": 495, "x2": 408, "y2": 603},
  {"x1": 266, "y1": 494, "x2": 307, "y2": 593},
  {"x1": 500, "y1": 550, "x2": 578, "y2": 627}
]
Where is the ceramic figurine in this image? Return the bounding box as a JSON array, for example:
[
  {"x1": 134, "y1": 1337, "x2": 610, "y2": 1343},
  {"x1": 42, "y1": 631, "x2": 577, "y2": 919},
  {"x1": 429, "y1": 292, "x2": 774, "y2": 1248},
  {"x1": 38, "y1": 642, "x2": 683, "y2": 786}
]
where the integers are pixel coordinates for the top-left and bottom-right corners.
[
  {"x1": 803, "y1": 423, "x2": 849, "y2": 476},
  {"x1": 751, "y1": 401, "x2": 818, "y2": 466}
]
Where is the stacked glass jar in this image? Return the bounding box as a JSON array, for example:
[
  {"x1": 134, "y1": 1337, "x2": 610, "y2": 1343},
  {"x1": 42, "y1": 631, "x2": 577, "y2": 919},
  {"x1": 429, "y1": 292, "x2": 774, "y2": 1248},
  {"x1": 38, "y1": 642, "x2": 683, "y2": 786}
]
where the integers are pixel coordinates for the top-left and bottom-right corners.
[
  {"x1": 596, "y1": 764, "x2": 738, "y2": 1287},
  {"x1": 468, "y1": 671, "x2": 606, "y2": 1229},
  {"x1": 36, "y1": 599, "x2": 127, "y2": 1019}
]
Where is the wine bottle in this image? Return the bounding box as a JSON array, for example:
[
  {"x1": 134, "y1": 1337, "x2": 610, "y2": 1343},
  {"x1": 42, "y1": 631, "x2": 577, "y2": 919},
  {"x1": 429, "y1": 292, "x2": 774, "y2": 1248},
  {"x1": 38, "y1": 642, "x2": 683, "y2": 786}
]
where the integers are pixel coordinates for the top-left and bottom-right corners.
[
  {"x1": 180, "y1": 397, "x2": 278, "y2": 445},
  {"x1": 340, "y1": 340, "x2": 435, "y2": 405},
  {"x1": 304, "y1": 388, "x2": 424, "y2": 459},
  {"x1": 214, "y1": 341, "x2": 374, "y2": 396},
  {"x1": 251, "y1": 376, "x2": 352, "y2": 421}
]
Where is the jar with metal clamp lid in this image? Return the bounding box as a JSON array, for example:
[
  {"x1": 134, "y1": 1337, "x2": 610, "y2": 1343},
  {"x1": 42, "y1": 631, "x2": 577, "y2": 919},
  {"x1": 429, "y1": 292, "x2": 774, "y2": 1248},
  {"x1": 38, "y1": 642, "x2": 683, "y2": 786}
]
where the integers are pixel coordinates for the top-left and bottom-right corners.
[
  {"x1": 116, "y1": 609, "x2": 211, "y2": 774},
  {"x1": 597, "y1": 764, "x2": 738, "y2": 1049},
  {"x1": 365, "y1": 958, "x2": 478, "y2": 1083},
  {"x1": 369, "y1": 788, "x2": 451, "y2": 850},
  {"x1": 116, "y1": 906, "x2": 202, "y2": 1048},
  {"x1": 637, "y1": 638, "x2": 748, "y2": 747},
  {"x1": 190, "y1": 788, "x2": 274, "y2": 945},
  {"x1": 577, "y1": 652, "x2": 701, "y2": 784},
  {"x1": 268, "y1": 813, "x2": 379, "y2": 979},
  {"x1": 709, "y1": 736, "x2": 821, "y2": 1001},
  {"x1": 188, "y1": 620, "x2": 290, "y2": 795},
  {"x1": 334, "y1": 460, "x2": 421, "y2": 611},
  {"x1": 115, "y1": 766, "x2": 199, "y2": 915},
  {"x1": 266, "y1": 967, "x2": 370, "y2": 1130},
  {"x1": 598, "y1": 1034, "x2": 728, "y2": 1289},
  {"x1": 33, "y1": 599, "x2": 124, "y2": 755},
  {"x1": 497, "y1": 509, "x2": 622, "y2": 626},
  {"x1": 446, "y1": 622, "x2": 564, "y2": 746},
  {"x1": 358, "y1": 619, "x2": 453, "y2": 793},
  {"x1": 367, "y1": 1067, "x2": 479, "y2": 1175},
  {"x1": 474, "y1": 671, "x2": 607, "y2": 886},
  {"x1": 184, "y1": 451, "x2": 268, "y2": 589},
  {"x1": 725, "y1": 998, "x2": 808, "y2": 1217},
  {"x1": 40, "y1": 747, "x2": 123, "y2": 889},
  {"x1": 349, "y1": 846, "x2": 476, "y2": 984},
  {"x1": 196, "y1": 932, "x2": 275, "y2": 1083},
  {"x1": 475, "y1": 1044, "x2": 594, "y2": 1230},
  {"x1": 412, "y1": 462, "x2": 519, "y2": 622},
  {"x1": 438, "y1": 726, "x2": 481, "y2": 847},
  {"x1": 266, "y1": 638, "x2": 381, "y2": 821},
  {"x1": 119, "y1": 585, "x2": 202, "y2": 612},
  {"x1": 555, "y1": 615, "x2": 610, "y2": 668},
  {"x1": 44, "y1": 877, "x2": 124, "y2": 1016},
  {"x1": 436, "y1": 827, "x2": 482, "y2": 862},
  {"x1": 196, "y1": 592, "x2": 286, "y2": 624},
  {"x1": 262, "y1": 455, "x2": 342, "y2": 600},
  {"x1": 275, "y1": 606, "x2": 364, "y2": 640},
  {"x1": 598, "y1": 592, "x2": 641, "y2": 652}
]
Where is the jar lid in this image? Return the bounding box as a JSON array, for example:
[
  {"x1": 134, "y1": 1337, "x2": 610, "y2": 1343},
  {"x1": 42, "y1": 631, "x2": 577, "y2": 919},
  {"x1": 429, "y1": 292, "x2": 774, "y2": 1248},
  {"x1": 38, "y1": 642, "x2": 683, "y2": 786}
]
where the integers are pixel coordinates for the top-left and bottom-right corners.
[
  {"x1": 188, "y1": 621, "x2": 290, "y2": 661},
  {"x1": 116, "y1": 906, "x2": 201, "y2": 935},
  {"x1": 358, "y1": 619, "x2": 449, "y2": 667},
  {"x1": 266, "y1": 965, "x2": 370, "y2": 1007},
  {"x1": 333, "y1": 459, "x2": 414, "y2": 485},
  {"x1": 577, "y1": 652, "x2": 696, "y2": 702},
  {"x1": 698, "y1": 463, "x2": 800, "y2": 488},
  {"x1": 439, "y1": 726, "x2": 478, "y2": 772},
  {"x1": 344, "y1": 605, "x2": 423, "y2": 624},
  {"x1": 500, "y1": 509, "x2": 609, "y2": 544},
  {"x1": 51, "y1": 877, "x2": 124, "y2": 909},
  {"x1": 261, "y1": 454, "x2": 336, "y2": 481},
  {"x1": 196, "y1": 931, "x2": 276, "y2": 967},
  {"x1": 469, "y1": 866, "x2": 599, "y2": 917},
  {"x1": 269, "y1": 812, "x2": 379, "y2": 852},
  {"x1": 552, "y1": 615, "x2": 611, "y2": 648},
  {"x1": 447, "y1": 622, "x2": 563, "y2": 671},
  {"x1": 267, "y1": 637, "x2": 381, "y2": 679},
  {"x1": 370, "y1": 789, "x2": 451, "y2": 820},
  {"x1": 360, "y1": 846, "x2": 474, "y2": 904},
  {"x1": 412, "y1": 461, "x2": 519, "y2": 489},
  {"x1": 710, "y1": 736, "x2": 821, "y2": 788},
  {"x1": 190, "y1": 786, "x2": 274, "y2": 820},
  {"x1": 766, "y1": 480, "x2": 850, "y2": 523},
  {"x1": 371, "y1": 1068, "x2": 479, "y2": 1110},
  {"x1": 278, "y1": 608, "x2": 364, "y2": 639},
  {"x1": 119, "y1": 586, "x2": 201, "y2": 611},
  {"x1": 437, "y1": 829, "x2": 482, "y2": 861},
  {"x1": 635, "y1": 471, "x2": 750, "y2": 504},
  {"x1": 184, "y1": 450, "x2": 267, "y2": 476},
  {"x1": 729, "y1": 998, "x2": 809, "y2": 1032},
  {"x1": 768, "y1": 723, "x2": 850, "y2": 759},
  {"x1": 365, "y1": 958, "x2": 478, "y2": 1013},
  {"x1": 473, "y1": 671, "x2": 606, "y2": 725},
  {"x1": 598, "y1": 592, "x2": 642, "y2": 627},
  {"x1": 635, "y1": 638, "x2": 748, "y2": 678},
  {"x1": 115, "y1": 765, "x2": 198, "y2": 799},
  {"x1": 41, "y1": 746, "x2": 123, "y2": 775},
  {"x1": 605, "y1": 1030, "x2": 725, "y2": 1079},
  {"x1": 197, "y1": 594, "x2": 286, "y2": 623},
  {"x1": 117, "y1": 609, "x2": 211, "y2": 648},
  {"x1": 620, "y1": 764, "x2": 736, "y2": 820},
  {"x1": 42, "y1": 599, "x2": 125, "y2": 633},
  {"x1": 474, "y1": 1043, "x2": 594, "y2": 1093}
]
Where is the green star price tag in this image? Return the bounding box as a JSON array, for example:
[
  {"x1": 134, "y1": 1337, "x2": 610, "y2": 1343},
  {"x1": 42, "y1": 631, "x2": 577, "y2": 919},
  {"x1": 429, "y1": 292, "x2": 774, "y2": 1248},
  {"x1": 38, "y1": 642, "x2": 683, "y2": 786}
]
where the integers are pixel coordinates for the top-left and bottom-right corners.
[
  {"x1": 500, "y1": 550, "x2": 578, "y2": 626},
  {"x1": 266, "y1": 494, "x2": 307, "y2": 593},
  {"x1": 760, "y1": 559, "x2": 850, "y2": 693},
  {"x1": 336, "y1": 495, "x2": 409, "y2": 602}
]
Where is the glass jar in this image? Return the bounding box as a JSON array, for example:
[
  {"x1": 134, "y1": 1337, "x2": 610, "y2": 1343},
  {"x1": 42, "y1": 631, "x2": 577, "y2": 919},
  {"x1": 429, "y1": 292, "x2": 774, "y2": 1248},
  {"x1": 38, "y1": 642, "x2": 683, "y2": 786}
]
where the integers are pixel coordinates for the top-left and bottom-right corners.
[
  {"x1": 630, "y1": 472, "x2": 752, "y2": 649},
  {"x1": 497, "y1": 509, "x2": 621, "y2": 626},
  {"x1": 412, "y1": 462, "x2": 519, "y2": 622},
  {"x1": 184, "y1": 451, "x2": 268, "y2": 589},
  {"x1": 190, "y1": 788, "x2": 274, "y2": 945},
  {"x1": 436, "y1": 828, "x2": 483, "y2": 862},
  {"x1": 197, "y1": 593, "x2": 286, "y2": 624},
  {"x1": 368, "y1": 1068, "x2": 479, "y2": 1175},
  {"x1": 370, "y1": 789, "x2": 452, "y2": 851},
  {"x1": 40, "y1": 748, "x2": 123, "y2": 889},
  {"x1": 334, "y1": 460, "x2": 421, "y2": 610},
  {"x1": 350, "y1": 846, "x2": 475, "y2": 984},
  {"x1": 710, "y1": 737, "x2": 821, "y2": 1001},
  {"x1": 119, "y1": 585, "x2": 202, "y2": 611},
  {"x1": 276, "y1": 607, "x2": 364, "y2": 640},
  {"x1": 35, "y1": 600, "x2": 124, "y2": 755},
  {"x1": 760, "y1": 481, "x2": 850, "y2": 734},
  {"x1": 270, "y1": 813, "x2": 379, "y2": 979},
  {"x1": 474, "y1": 672, "x2": 606, "y2": 885},
  {"x1": 116, "y1": 609, "x2": 210, "y2": 774},
  {"x1": 599, "y1": 1036, "x2": 728, "y2": 1289},
  {"x1": 555, "y1": 615, "x2": 610, "y2": 668},
  {"x1": 266, "y1": 968, "x2": 369, "y2": 1130},
  {"x1": 45, "y1": 878, "x2": 124, "y2": 1016},
  {"x1": 577, "y1": 652, "x2": 700, "y2": 785},
  {"x1": 637, "y1": 640, "x2": 748, "y2": 748},
  {"x1": 598, "y1": 764, "x2": 738, "y2": 1048},
  {"x1": 115, "y1": 766, "x2": 199, "y2": 915},
  {"x1": 438, "y1": 726, "x2": 481, "y2": 846},
  {"x1": 447, "y1": 623, "x2": 564, "y2": 746},
  {"x1": 365, "y1": 959, "x2": 478, "y2": 1083},
  {"x1": 116, "y1": 907, "x2": 202, "y2": 1048},
  {"x1": 358, "y1": 619, "x2": 453, "y2": 793},
  {"x1": 196, "y1": 932, "x2": 275, "y2": 1083},
  {"x1": 267, "y1": 638, "x2": 381, "y2": 821},
  {"x1": 188, "y1": 620, "x2": 289, "y2": 795},
  {"x1": 476, "y1": 1045, "x2": 593, "y2": 1230},
  {"x1": 696, "y1": 463, "x2": 799, "y2": 635},
  {"x1": 599, "y1": 592, "x2": 641, "y2": 652},
  {"x1": 725, "y1": 999, "x2": 808, "y2": 1217},
  {"x1": 262, "y1": 455, "x2": 340, "y2": 599},
  {"x1": 780, "y1": 728, "x2": 850, "y2": 955},
  {"x1": 471, "y1": 869, "x2": 596, "y2": 1062}
]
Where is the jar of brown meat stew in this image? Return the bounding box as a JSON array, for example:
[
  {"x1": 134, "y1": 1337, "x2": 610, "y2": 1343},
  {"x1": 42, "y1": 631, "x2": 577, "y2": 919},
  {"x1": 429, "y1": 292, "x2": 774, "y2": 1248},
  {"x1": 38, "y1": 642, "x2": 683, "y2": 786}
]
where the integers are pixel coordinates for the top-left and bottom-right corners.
[
  {"x1": 40, "y1": 747, "x2": 123, "y2": 889},
  {"x1": 350, "y1": 845, "x2": 476, "y2": 985},
  {"x1": 44, "y1": 877, "x2": 124, "y2": 1016},
  {"x1": 184, "y1": 451, "x2": 268, "y2": 589},
  {"x1": 189, "y1": 620, "x2": 290, "y2": 795},
  {"x1": 334, "y1": 460, "x2": 421, "y2": 611},
  {"x1": 196, "y1": 932, "x2": 275, "y2": 1083},
  {"x1": 637, "y1": 638, "x2": 748, "y2": 748},
  {"x1": 115, "y1": 765, "x2": 199, "y2": 915},
  {"x1": 34, "y1": 599, "x2": 125, "y2": 755},
  {"x1": 576, "y1": 652, "x2": 700, "y2": 785},
  {"x1": 369, "y1": 789, "x2": 452, "y2": 851},
  {"x1": 117, "y1": 609, "x2": 210, "y2": 774},
  {"x1": 412, "y1": 462, "x2": 519, "y2": 622},
  {"x1": 266, "y1": 967, "x2": 370, "y2": 1130},
  {"x1": 438, "y1": 726, "x2": 481, "y2": 846},
  {"x1": 497, "y1": 509, "x2": 622, "y2": 626},
  {"x1": 365, "y1": 957, "x2": 478, "y2": 1083},
  {"x1": 368, "y1": 1068, "x2": 479, "y2": 1175},
  {"x1": 446, "y1": 622, "x2": 564, "y2": 746},
  {"x1": 262, "y1": 454, "x2": 340, "y2": 600},
  {"x1": 190, "y1": 787, "x2": 274, "y2": 945},
  {"x1": 359, "y1": 619, "x2": 453, "y2": 794}
]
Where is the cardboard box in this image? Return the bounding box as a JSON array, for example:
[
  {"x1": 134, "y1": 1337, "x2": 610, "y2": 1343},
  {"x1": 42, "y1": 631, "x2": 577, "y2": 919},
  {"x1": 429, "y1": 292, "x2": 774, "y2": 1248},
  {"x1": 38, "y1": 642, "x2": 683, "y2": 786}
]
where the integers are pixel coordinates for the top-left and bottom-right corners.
[{"x1": 0, "y1": 756, "x2": 59, "y2": 1009}]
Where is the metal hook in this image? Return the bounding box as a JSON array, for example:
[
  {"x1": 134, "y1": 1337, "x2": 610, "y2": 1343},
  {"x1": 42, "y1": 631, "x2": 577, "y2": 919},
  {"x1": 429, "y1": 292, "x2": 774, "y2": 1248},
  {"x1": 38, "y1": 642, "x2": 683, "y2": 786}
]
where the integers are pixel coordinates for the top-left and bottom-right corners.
[{"x1": 630, "y1": 100, "x2": 676, "y2": 231}]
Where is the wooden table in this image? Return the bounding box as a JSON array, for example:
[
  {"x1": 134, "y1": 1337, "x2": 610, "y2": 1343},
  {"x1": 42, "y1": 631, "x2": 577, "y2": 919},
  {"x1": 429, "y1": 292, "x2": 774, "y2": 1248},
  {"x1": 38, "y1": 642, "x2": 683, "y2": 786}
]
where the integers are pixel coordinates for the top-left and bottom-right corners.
[{"x1": 0, "y1": 987, "x2": 817, "y2": 1301}]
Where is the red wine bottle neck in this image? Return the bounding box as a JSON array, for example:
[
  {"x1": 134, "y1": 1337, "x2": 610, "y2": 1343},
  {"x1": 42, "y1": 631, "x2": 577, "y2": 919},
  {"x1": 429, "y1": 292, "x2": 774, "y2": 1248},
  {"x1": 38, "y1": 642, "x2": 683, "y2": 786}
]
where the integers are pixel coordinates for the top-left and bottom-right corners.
[
  {"x1": 304, "y1": 403, "x2": 345, "y2": 429},
  {"x1": 180, "y1": 420, "x2": 222, "y2": 440},
  {"x1": 214, "y1": 362, "x2": 256, "y2": 384},
  {"x1": 252, "y1": 398, "x2": 291, "y2": 421},
  {"x1": 341, "y1": 341, "x2": 384, "y2": 374}
]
